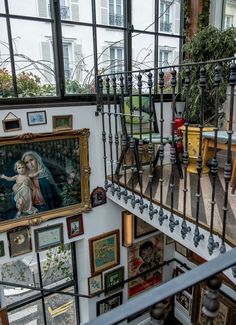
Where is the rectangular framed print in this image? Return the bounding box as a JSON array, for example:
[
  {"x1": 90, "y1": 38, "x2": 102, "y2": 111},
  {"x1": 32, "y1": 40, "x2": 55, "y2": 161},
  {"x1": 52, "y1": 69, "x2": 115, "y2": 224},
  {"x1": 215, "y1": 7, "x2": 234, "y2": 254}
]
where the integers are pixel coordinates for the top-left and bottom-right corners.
[
  {"x1": 89, "y1": 230, "x2": 120, "y2": 275},
  {"x1": 88, "y1": 273, "x2": 103, "y2": 297},
  {"x1": 27, "y1": 111, "x2": 47, "y2": 126},
  {"x1": 96, "y1": 291, "x2": 123, "y2": 316},
  {"x1": 104, "y1": 266, "x2": 124, "y2": 294},
  {"x1": 34, "y1": 223, "x2": 63, "y2": 252},
  {"x1": 7, "y1": 227, "x2": 32, "y2": 257},
  {"x1": 53, "y1": 115, "x2": 73, "y2": 131},
  {"x1": 66, "y1": 214, "x2": 84, "y2": 239},
  {"x1": 134, "y1": 216, "x2": 157, "y2": 239}
]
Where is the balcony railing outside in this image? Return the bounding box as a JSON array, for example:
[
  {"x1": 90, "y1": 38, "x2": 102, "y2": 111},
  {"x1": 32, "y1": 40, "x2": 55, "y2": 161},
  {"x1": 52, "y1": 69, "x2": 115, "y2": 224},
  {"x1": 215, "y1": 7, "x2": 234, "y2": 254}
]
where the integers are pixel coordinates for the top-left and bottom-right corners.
[
  {"x1": 160, "y1": 21, "x2": 172, "y2": 32},
  {"x1": 109, "y1": 13, "x2": 123, "y2": 26}
]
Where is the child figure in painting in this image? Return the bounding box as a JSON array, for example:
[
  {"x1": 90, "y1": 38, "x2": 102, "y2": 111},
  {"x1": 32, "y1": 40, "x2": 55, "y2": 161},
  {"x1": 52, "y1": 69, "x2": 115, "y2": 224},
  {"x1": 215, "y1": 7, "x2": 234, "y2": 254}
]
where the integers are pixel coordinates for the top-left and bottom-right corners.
[{"x1": 0, "y1": 160, "x2": 38, "y2": 218}]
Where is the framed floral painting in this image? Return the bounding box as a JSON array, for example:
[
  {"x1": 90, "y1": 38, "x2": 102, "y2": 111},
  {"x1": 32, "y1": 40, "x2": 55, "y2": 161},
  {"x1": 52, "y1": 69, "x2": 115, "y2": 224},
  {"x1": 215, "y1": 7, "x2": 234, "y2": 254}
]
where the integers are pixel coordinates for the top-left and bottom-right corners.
[{"x1": 0, "y1": 129, "x2": 90, "y2": 232}]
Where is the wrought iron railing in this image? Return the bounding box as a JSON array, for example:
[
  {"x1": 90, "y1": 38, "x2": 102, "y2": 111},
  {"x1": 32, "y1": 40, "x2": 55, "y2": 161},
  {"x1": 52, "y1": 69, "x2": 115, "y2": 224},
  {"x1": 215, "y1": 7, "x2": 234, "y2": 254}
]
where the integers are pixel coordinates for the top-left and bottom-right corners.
[{"x1": 96, "y1": 56, "x2": 236, "y2": 256}]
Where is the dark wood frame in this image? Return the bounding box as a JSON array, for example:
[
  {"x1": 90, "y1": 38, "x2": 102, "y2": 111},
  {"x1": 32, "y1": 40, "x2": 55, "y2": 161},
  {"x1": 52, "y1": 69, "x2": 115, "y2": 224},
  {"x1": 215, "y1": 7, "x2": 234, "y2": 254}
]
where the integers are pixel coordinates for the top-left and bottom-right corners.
[
  {"x1": 0, "y1": 308, "x2": 9, "y2": 325},
  {"x1": 96, "y1": 291, "x2": 123, "y2": 316},
  {"x1": 66, "y1": 214, "x2": 84, "y2": 239},
  {"x1": 104, "y1": 266, "x2": 124, "y2": 294},
  {"x1": 0, "y1": 240, "x2": 5, "y2": 257},
  {"x1": 89, "y1": 229, "x2": 120, "y2": 275},
  {"x1": 2, "y1": 118, "x2": 21, "y2": 132},
  {"x1": 88, "y1": 273, "x2": 103, "y2": 297},
  {"x1": 134, "y1": 215, "x2": 157, "y2": 239},
  {"x1": 175, "y1": 242, "x2": 191, "y2": 258},
  {"x1": 27, "y1": 111, "x2": 47, "y2": 126},
  {"x1": 34, "y1": 223, "x2": 63, "y2": 252},
  {"x1": 91, "y1": 186, "x2": 107, "y2": 208},
  {"x1": 52, "y1": 115, "x2": 73, "y2": 131},
  {"x1": 7, "y1": 226, "x2": 32, "y2": 257}
]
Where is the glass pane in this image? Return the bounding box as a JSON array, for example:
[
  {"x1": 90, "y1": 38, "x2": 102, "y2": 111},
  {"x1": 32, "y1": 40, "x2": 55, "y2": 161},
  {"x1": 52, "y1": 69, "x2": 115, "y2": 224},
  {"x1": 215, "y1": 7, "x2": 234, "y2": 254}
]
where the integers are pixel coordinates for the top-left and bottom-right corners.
[
  {"x1": 97, "y1": 27, "x2": 124, "y2": 74},
  {"x1": 0, "y1": 0, "x2": 5, "y2": 14},
  {"x1": 10, "y1": 18, "x2": 56, "y2": 96},
  {"x1": 96, "y1": 0, "x2": 124, "y2": 27},
  {"x1": 61, "y1": 25, "x2": 95, "y2": 94},
  {"x1": 132, "y1": 0, "x2": 155, "y2": 31},
  {"x1": 159, "y1": 0, "x2": 181, "y2": 34},
  {"x1": 60, "y1": 0, "x2": 92, "y2": 23},
  {"x1": 132, "y1": 33, "x2": 155, "y2": 70},
  {"x1": 223, "y1": 0, "x2": 236, "y2": 29},
  {"x1": 8, "y1": 299, "x2": 44, "y2": 325},
  {"x1": 8, "y1": 0, "x2": 49, "y2": 18},
  {"x1": 39, "y1": 244, "x2": 73, "y2": 287},
  {"x1": 0, "y1": 18, "x2": 14, "y2": 97},
  {"x1": 159, "y1": 35, "x2": 180, "y2": 66},
  {"x1": 45, "y1": 287, "x2": 77, "y2": 325},
  {"x1": 1, "y1": 255, "x2": 39, "y2": 306}
]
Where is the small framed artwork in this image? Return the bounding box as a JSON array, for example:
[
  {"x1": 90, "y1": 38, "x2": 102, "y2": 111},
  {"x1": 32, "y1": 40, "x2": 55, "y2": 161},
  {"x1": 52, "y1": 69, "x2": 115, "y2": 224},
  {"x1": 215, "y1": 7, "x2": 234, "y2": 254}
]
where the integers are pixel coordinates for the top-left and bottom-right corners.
[
  {"x1": 2, "y1": 118, "x2": 21, "y2": 132},
  {"x1": 34, "y1": 223, "x2": 63, "y2": 252},
  {"x1": 89, "y1": 229, "x2": 120, "y2": 275},
  {"x1": 174, "y1": 267, "x2": 193, "y2": 296},
  {"x1": 53, "y1": 115, "x2": 73, "y2": 131},
  {"x1": 96, "y1": 291, "x2": 123, "y2": 316},
  {"x1": 175, "y1": 291, "x2": 192, "y2": 316},
  {"x1": 134, "y1": 216, "x2": 157, "y2": 239},
  {"x1": 91, "y1": 187, "x2": 107, "y2": 208},
  {"x1": 0, "y1": 308, "x2": 9, "y2": 325},
  {"x1": 0, "y1": 240, "x2": 5, "y2": 257},
  {"x1": 7, "y1": 227, "x2": 32, "y2": 257},
  {"x1": 175, "y1": 242, "x2": 191, "y2": 258},
  {"x1": 66, "y1": 214, "x2": 84, "y2": 239},
  {"x1": 27, "y1": 111, "x2": 47, "y2": 126},
  {"x1": 165, "y1": 235, "x2": 174, "y2": 245},
  {"x1": 104, "y1": 266, "x2": 124, "y2": 294},
  {"x1": 88, "y1": 273, "x2": 103, "y2": 297}
]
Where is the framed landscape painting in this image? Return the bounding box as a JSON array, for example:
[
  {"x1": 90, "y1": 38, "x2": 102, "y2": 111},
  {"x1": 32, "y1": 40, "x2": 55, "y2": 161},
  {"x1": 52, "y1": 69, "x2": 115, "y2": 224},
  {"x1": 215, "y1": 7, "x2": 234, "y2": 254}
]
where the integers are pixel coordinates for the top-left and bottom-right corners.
[
  {"x1": 0, "y1": 129, "x2": 90, "y2": 232},
  {"x1": 128, "y1": 233, "x2": 164, "y2": 298},
  {"x1": 89, "y1": 230, "x2": 120, "y2": 275}
]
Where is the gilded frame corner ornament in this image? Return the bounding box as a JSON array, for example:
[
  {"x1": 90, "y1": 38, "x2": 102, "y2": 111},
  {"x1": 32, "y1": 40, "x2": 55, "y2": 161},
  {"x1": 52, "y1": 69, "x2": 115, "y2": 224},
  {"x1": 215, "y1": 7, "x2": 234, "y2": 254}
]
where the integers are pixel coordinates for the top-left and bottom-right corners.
[{"x1": 0, "y1": 129, "x2": 90, "y2": 232}]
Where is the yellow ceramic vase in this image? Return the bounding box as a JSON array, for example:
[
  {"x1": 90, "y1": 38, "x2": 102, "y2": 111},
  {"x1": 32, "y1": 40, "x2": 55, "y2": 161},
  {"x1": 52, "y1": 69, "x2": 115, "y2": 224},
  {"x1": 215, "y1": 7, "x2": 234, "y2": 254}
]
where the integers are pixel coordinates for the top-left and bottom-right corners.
[{"x1": 180, "y1": 126, "x2": 213, "y2": 174}]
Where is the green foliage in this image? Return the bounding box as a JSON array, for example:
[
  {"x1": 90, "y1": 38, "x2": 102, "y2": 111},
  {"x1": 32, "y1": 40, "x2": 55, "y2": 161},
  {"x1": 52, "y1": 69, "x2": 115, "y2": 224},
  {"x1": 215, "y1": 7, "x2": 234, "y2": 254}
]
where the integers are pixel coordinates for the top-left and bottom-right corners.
[{"x1": 183, "y1": 26, "x2": 236, "y2": 124}]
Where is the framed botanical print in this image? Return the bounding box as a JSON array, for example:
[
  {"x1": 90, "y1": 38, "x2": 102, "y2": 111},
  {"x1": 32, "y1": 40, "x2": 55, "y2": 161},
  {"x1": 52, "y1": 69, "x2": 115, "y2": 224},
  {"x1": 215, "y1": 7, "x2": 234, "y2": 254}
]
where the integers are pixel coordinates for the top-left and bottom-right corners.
[
  {"x1": 88, "y1": 273, "x2": 103, "y2": 297},
  {"x1": 128, "y1": 233, "x2": 164, "y2": 298},
  {"x1": 34, "y1": 223, "x2": 63, "y2": 252},
  {"x1": 66, "y1": 214, "x2": 84, "y2": 239},
  {"x1": 89, "y1": 230, "x2": 120, "y2": 275},
  {"x1": 96, "y1": 291, "x2": 123, "y2": 316},
  {"x1": 7, "y1": 227, "x2": 32, "y2": 257},
  {"x1": 52, "y1": 115, "x2": 73, "y2": 131},
  {"x1": 0, "y1": 129, "x2": 90, "y2": 232},
  {"x1": 104, "y1": 266, "x2": 124, "y2": 294},
  {"x1": 134, "y1": 216, "x2": 157, "y2": 239},
  {"x1": 0, "y1": 308, "x2": 9, "y2": 325}
]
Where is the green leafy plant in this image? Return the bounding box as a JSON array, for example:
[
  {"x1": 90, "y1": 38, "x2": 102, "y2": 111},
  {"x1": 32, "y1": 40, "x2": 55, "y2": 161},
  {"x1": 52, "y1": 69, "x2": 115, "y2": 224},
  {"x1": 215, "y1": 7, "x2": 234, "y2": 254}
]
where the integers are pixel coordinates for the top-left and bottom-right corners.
[{"x1": 183, "y1": 25, "x2": 236, "y2": 124}]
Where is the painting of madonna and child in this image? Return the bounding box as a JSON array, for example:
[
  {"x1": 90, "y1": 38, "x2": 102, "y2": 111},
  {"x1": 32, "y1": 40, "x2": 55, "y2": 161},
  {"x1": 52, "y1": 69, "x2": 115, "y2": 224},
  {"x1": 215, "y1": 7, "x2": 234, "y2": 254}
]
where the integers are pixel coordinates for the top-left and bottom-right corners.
[{"x1": 0, "y1": 133, "x2": 89, "y2": 225}]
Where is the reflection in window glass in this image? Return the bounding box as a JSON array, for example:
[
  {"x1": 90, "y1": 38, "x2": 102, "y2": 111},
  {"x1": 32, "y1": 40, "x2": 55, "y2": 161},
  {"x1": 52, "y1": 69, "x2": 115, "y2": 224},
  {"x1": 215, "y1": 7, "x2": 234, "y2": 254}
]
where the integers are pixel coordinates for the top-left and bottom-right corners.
[
  {"x1": 0, "y1": 18, "x2": 14, "y2": 97},
  {"x1": 223, "y1": 0, "x2": 236, "y2": 29},
  {"x1": 96, "y1": 0, "x2": 123, "y2": 27},
  {"x1": 10, "y1": 19, "x2": 56, "y2": 96},
  {"x1": 132, "y1": 0, "x2": 154, "y2": 32},
  {"x1": 8, "y1": 299, "x2": 44, "y2": 325},
  {"x1": 45, "y1": 287, "x2": 76, "y2": 325},
  {"x1": 97, "y1": 27, "x2": 124, "y2": 75},
  {"x1": 39, "y1": 244, "x2": 73, "y2": 287},
  {"x1": 61, "y1": 25, "x2": 95, "y2": 93},
  {"x1": 159, "y1": 0, "x2": 181, "y2": 34},
  {"x1": 1, "y1": 255, "x2": 39, "y2": 306},
  {"x1": 132, "y1": 33, "x2": 155, "y2": 71},
  {"x1": 8, "y1": 0, "x2": 47, "y2": 18},
  {"x1": 59, "y1": 0, "x2": 92, "y2": 23}
]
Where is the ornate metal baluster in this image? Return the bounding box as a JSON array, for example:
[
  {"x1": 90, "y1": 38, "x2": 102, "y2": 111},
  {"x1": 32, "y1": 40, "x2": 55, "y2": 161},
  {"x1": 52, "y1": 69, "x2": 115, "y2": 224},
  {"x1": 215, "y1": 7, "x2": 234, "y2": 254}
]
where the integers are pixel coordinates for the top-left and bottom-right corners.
[
  {"x1": 128, "y1": 73, "x2": 140, "y2": 208},
  {"x1": 208, "y1": 65, "x2": 222, "y2": 255},
  {"x1": 147, "y1": 71, "x2": 157, "y2": 219},
  {"x1": 193, "y1": 66, "x2": 205, "y2": 247},
  {"x1": 138, "y1": 73, "x2": 148, "y2": 213},
  {"x1": 169, "y1": 68, "x2": 179, "y2": 231},
  {"x1": 112, "y1": 75, "x2": 121, "y2": 197},
  {"x1": 98, "y1": 76, "x2": 109, "y2": 190},
  {"x1": 106, "y1": 76, "x2": 115, "y2": 195},
  {"x1": 181, "y1": 67, "x2": 191, "y2": 239},
  {"x1": 202, "y1": 276, "x2": 222, "y2": 325},
  {"x1": 149, "y1": 302, "x2": 165, "y2": 324},
  {"x1": 220, "y1": 62, "x2": 236, "y2": 257},
  {"x1": 158, "y1": 70, "x2": 167, "y2": 225}
]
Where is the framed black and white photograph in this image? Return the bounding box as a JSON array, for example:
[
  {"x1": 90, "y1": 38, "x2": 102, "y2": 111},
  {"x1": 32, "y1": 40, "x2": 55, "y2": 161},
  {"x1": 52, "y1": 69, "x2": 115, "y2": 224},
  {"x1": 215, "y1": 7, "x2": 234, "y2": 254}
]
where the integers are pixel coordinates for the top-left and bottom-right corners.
[{"x1": 27, "y1": 111, "x2": 47, "y2": 126}]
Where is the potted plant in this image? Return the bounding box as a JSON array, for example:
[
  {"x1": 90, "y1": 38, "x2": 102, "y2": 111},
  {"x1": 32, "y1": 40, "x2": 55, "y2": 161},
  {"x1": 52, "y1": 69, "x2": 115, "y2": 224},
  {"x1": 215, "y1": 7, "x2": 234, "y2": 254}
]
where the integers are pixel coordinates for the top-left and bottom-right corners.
[{"x1": 181, "y1": 25, "x2": 236, "y2": 173}]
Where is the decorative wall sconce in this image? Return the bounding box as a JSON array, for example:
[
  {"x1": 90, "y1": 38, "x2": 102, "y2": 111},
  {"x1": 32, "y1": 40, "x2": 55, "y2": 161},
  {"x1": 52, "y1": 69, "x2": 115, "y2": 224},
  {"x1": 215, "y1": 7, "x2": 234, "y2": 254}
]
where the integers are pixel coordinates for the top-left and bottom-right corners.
[{"x1": 122, "y1": 211, "x2": 133, "y2": 248}]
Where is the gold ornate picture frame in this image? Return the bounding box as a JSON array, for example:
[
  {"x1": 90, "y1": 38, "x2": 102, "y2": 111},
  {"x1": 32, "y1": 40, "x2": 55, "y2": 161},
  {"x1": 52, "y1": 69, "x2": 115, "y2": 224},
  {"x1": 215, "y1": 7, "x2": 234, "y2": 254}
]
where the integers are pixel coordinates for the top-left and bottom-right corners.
[{"x1": 0, "y1": 129, "x2": 90, "y2": 232}]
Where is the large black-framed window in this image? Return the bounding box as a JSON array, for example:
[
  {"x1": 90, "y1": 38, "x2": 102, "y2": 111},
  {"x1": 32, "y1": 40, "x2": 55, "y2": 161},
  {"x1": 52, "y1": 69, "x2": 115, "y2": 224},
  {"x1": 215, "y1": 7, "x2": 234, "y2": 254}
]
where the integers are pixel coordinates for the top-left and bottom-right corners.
[{"x1": 0, "y1": 0, "x2": 184, "y2": 104}]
